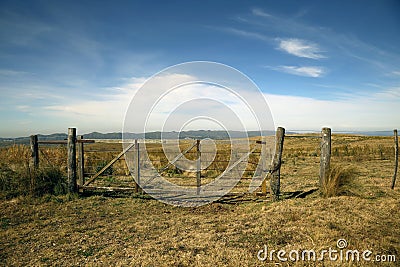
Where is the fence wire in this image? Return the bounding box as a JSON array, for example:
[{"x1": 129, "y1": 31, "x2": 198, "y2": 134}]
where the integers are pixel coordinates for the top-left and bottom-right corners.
[
  {"x1": 121, "y1": 139, "x2": 270, "y2": 194},
  {"x1": 19, "y1": 132, "x2": 397, "y2": 197}
]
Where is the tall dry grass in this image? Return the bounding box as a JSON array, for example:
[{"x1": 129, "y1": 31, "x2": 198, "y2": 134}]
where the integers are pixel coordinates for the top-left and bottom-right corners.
[
  {"x1": 0, "y1": 144, "x2": 67, "y2": 199},
  {"x1": 321, "y1": 164, "x2": 358, "y2": 197}
]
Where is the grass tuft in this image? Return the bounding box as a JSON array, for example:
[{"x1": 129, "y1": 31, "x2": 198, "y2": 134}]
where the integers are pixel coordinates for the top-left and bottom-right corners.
[
  {"x1": 321, "y1": 164, "x2": 358, "y2": 197},
  {"x1": 31, "y1": 167, "x2": 67, "y2": 196}
]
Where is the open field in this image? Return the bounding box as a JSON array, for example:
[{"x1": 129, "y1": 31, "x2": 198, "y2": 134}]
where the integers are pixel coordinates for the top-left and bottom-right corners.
[{"x1": 0, "y1": 134, "x2": 399, "y2": 266}]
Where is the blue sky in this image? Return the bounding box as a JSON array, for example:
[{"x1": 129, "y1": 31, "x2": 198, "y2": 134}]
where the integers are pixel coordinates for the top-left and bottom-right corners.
[{"x1": 0, "y1": 0, "x2": 399, "y2": 137}]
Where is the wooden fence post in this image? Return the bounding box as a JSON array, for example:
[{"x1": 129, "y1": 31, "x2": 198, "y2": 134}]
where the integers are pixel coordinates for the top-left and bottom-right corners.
[
  {"x1": 320, "y1": 127, "x2": 331, "y2": 188},
  {"x1": 270, "y1": 127, "x2": 285, "y2": 201},
  {"x1": 391, "y1": 129, "x2": 398, "y2": 189},
  {"x1": 196, "y1": 139, "x2": 201, "y2": 195},
  {"x1": 30, "y1": 135, "x2": 39, "y2": 170},
  {"x1": 67, "y1": 128, "x2": 77, "y2": 193},
  {"x1": 77, "y1": 135, "x2": 85, "y2": 189},
  {"x1": 135, "y1": 139, "x2": 141, "y2": 194}
]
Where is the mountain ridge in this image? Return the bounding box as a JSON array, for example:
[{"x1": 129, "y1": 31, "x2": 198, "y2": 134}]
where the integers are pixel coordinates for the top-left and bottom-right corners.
[{"x1": 0, "y1": 130, "x2": 395, "y2": 146}]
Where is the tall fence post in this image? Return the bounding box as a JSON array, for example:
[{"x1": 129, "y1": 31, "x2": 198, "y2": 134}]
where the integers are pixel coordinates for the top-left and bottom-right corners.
[
  {"x1": 77, "y1": 135, "x2": 85, "y2": 189},
  {"x1": 320, "y1": 127, "x2": 331, "y2": 188},
  {"x1": 30, "y1": 135, "x2": 39, "y2": 170},
  {"x1": 270, "y1": 127, "x2": 285, "y2": 201},
  {"x1": 67, "y1": 128, "x2": 77, "y2": 193},
  {"x1": 196, "y1": 139, "x2": 201, "y2": 195},
  {"x1": 391, "y1": 129, "x2": 398, "y2": 189},
  {"x1": 135, "y1": 139, "x2": 141, "y2": 194}
]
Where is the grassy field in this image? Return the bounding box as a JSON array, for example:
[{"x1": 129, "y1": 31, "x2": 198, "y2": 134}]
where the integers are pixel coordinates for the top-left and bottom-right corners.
[{"x1": 0, "y1": 134, "x2": 399, "y2": 266}]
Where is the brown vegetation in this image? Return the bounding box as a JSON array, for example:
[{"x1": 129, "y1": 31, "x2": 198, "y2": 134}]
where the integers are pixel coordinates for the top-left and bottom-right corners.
[{"x1": 0, "y1": 134, "x2": 399, "y2": 266}]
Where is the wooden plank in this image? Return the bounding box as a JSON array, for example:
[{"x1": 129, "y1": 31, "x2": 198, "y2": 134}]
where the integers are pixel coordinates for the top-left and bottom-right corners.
[
  {"x1": 39, "y1": 140, "x2": 67, "y2": 144},
  {"x1": 285, "y1": 135, "x2": 320, "y2": 139},
  {"x1": 135, "y1": 139, "x2": 141, "y2": 194},
  {"x1": 79, "y1": 185, "x2": 136, "y2": 192},
  {"x1": 38, "y1": 139, "x2": 95, "y2": 144},
  {"x1": 196, "y1": 139, "x2": 201, "y2": 195},
  {"x1": 261, "y1": 136, "x2": 267, "y2": 195},
  {"x1": 391, "y1": 129, "x2": 398, "y2": 189},
  {"x1": 261, "y1": 180, "x2": 267, "y2": 195},
  {"x1": 320, "y1": 127, "x2": 331, "y2": 188},
  {"x1": 84, "y1": 142, "x2": 135, "y2": 186},
  {"x1": 67, "y1": 128, "x2": 77, "y2": 193},
  {"x1": 270, "y1": 127, "x2": 285, "y2": 201},
  {"x1": 77, "y1": 139, "x2": 95, "y2": 143},
  {"x1": 77, "y1": 135, "x2": 85, "y2": 187}
]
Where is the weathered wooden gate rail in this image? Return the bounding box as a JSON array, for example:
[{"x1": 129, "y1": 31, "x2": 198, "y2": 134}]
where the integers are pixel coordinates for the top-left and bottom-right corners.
[
  {"x1": 29, "y1": 127, "x2": 399, "y2": 198},
  {"x1": 30, "y1": 129, "x2": 95, "y2": 192}
]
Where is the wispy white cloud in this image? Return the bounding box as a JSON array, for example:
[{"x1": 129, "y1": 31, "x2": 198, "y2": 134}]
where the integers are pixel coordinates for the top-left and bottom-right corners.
[
  {"x1": 42, "y1": 74, "x2": 268, "y2": 133},
  {"x1": 390, "y1": 71, "x2": 400, "y2": 76},
  {"x1": 246, "y1": 7, "x2": 400, "y2": 74},
  {"x1": 251, "y1": 8, "x2": 273, "y2": 18},
  {"x1": 44, "y1": 77, "x2": 144, "y2": 117},
  {"x1": 217, "y1": 27, "x2": 328, "y2": 63},
  {"x1": 268, "y1": 65, "x2": 325, "y2": 77},
  {"x1": 37, "y1": 74, "x2": 400, "y2": 133},
  {"x1": 41, "y1": 85, "x2": 140, "y2": 133},
  {"x1": 15, "y1": 105, "x2": 30, "y2": 112},
  {"x1": 245, "y1": 7, "x2": 327, "y2": 39},
  {"x1": 0, "y1": 10, "x2": 54, "y2": 46},
  {"x1": 277, "y1": 38, "x2": 326, "y2": 59},
  {"x1": 374, "y1": 87, "x2": 400, "y2": 99},
  {"x1": 0, "y1": 69, "x2": 30, "y2": 76},
  {"x1": 216, "y1": 27, "x2": 271, "y2": 42}
]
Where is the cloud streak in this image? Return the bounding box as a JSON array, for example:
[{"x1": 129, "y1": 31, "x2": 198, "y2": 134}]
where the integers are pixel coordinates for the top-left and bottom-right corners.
[
  {"x1": 251, "y1": 8, "x2": 273, "y2": 18},
  {"x1": 267, "y1": 65, "x2": 325, "y2": 77},
  {"x1": 41, "y1": 74, "x2": 269, "y2": 133},
  {"x1": 246, "y1": 7, "x2": 400, "y2": 74},
  {"x1": 216, "y1": 27, "x2": 271, "y2": 42},
  {"x1": 277, "y1": 38, "x2": 326, "y2": 59},
  {"x1": 279, "y1": 66, "x2": 325, "y2": 77},
  {"x1": 36, "y1": 75, "x2": 399, "y2": 134}
]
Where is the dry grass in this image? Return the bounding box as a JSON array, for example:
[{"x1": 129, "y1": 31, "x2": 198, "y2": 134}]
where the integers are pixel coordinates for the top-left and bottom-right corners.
[
  {"x1": 321, "y1": 164, "x2": 358, "y2": 197},
  {"x1": 0, "y1": 134, "x2": 399, "y2": 266},
  {"x1": 0, "y1": 144, "x2": 67, "y2": 199},
  {"x1": 1, "y1": 193, "x2": 399, "y2": 266}
]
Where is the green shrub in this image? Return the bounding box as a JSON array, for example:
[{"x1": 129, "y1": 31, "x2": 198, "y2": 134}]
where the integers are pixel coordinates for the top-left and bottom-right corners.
[
  {"x1": 32, "y1": 167, "x2": 66, "y2": 196},
  {"x1": 0, "y1": 163, "x2": 66, "y2": 199}
]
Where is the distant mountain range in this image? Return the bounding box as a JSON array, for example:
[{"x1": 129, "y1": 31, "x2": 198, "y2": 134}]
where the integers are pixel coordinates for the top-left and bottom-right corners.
[
  {"x1": 0, "y1": 130, "x2": 274, "y2": 146},
  {"x1": 0, "y1": 130, "x2": 396, "y2": 146},
  {"x1": 0, "y1": 133, "x2": 69, "y2": 146},
  {"x1": 121, "y1": 130, "x2": 277, "y2": 140}
]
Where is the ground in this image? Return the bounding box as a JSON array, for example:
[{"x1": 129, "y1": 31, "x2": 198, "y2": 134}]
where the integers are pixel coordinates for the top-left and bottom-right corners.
[{"x1": 0, "y1": 134, "x2": 399, "y2": 266}]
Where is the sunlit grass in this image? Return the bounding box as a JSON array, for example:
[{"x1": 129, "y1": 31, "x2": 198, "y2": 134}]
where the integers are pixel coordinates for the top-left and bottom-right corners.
[{"x1": 0, "y1": 134, "x2": 399, "y2": 266}]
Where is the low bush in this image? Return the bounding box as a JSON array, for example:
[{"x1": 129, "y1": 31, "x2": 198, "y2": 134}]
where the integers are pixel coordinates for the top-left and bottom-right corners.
[{"x1": 0, "y1": 163, "x2": 66, "y2": 199}]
